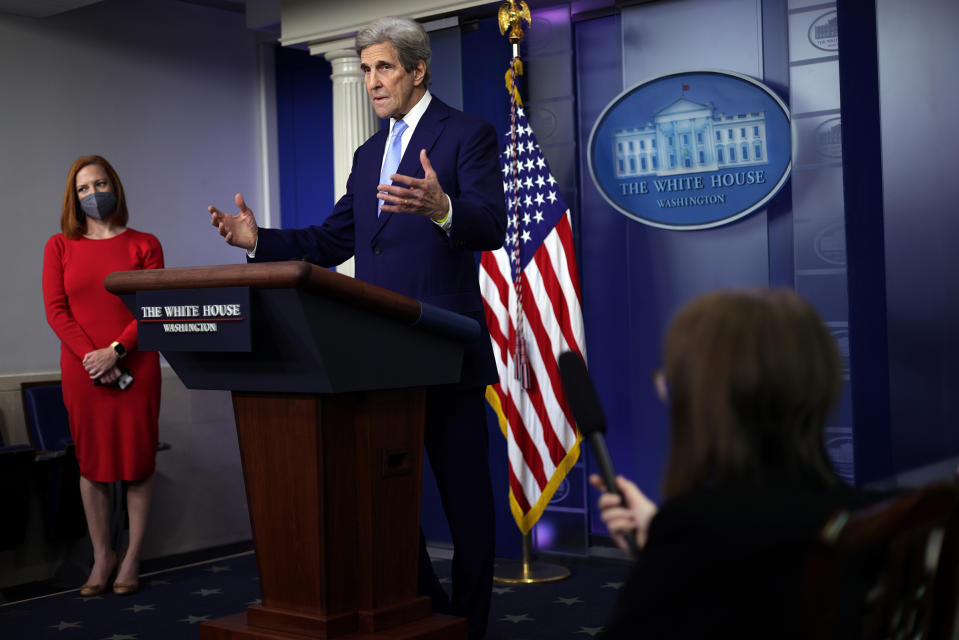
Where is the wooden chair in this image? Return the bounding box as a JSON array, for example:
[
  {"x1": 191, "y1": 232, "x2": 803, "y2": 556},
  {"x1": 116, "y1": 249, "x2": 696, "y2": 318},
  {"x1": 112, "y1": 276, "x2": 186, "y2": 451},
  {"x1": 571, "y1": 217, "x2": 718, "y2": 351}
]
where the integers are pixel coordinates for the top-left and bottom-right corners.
[{"x1": 800, "y1": 481, "x2": 959, "y2": 640}]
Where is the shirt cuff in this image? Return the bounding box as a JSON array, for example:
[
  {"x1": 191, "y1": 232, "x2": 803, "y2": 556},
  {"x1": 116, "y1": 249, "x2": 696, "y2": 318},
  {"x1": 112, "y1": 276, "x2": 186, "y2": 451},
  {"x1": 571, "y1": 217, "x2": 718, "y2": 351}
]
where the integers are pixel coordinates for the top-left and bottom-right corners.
[
  {"x1": 246, "y1": 237, "x2": 258, "y2": 259},
  {"x1": 432, "y1": 195, "x2": 453, "y2": 235}
]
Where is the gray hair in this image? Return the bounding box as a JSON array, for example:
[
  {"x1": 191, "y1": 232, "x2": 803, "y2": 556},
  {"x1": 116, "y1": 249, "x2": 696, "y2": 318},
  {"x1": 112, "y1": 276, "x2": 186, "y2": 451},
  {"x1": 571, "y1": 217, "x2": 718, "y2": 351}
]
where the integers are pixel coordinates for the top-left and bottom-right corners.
[{"x1": 355, "y1": 16, "x2": 432, "y2": 86}]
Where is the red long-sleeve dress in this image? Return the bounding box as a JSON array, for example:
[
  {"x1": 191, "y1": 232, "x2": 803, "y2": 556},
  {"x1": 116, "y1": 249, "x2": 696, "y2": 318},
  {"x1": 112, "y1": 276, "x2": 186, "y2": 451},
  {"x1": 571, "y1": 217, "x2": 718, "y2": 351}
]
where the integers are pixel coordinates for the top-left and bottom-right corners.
[{"x1": 42, "y1": 229, "x2": 163, "y2": 482}]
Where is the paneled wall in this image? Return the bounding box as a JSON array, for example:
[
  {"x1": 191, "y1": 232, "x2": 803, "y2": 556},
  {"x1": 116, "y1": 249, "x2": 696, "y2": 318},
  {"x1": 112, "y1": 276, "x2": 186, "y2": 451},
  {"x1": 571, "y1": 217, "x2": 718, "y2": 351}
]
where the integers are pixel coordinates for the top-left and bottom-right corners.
[
  {"x1": 574, "y1": 1, "x2": 784, "y2": 535},
  {"x1": 876, "y1": 0, "x2": 959, "y2": 472},
  {"x1": 786, "y1": 1, "x2": 855, "y2": 480}
]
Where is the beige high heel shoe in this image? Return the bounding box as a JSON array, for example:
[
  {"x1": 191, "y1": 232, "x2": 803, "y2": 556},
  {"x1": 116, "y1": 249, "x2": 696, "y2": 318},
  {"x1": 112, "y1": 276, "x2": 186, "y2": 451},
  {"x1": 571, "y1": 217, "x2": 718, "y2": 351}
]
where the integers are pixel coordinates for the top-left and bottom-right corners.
[
  {"x1": 111, "y1": 579, "x2": 139, "y2": 596},
  {"x1": 79, "y1": 552, "x2": 117, "y2": 597},
  {"x1": 113, "y1": 553, "x2": 140, "y2": 595}
]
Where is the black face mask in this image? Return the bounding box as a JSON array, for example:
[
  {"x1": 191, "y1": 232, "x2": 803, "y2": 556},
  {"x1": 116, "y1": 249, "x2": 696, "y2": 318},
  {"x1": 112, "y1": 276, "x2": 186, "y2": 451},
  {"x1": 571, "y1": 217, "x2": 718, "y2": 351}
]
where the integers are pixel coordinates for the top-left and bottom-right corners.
[{"x1": 78, "y1": 192, "x2": 117, "y2": 220}]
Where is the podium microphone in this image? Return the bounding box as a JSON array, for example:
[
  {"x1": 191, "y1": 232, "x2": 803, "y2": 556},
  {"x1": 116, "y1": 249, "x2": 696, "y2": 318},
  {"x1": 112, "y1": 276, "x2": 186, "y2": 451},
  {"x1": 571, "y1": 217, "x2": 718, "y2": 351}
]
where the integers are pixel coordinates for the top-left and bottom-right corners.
[{"x1": 558, "y1": 351, "x2": 639, "y2": 556}]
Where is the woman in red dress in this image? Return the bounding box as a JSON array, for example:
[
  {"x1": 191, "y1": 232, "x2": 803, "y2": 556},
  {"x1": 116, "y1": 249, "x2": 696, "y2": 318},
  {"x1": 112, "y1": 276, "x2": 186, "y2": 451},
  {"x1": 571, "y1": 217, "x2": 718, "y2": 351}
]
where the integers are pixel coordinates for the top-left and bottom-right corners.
[{"x1": 43, "y1": 155, "x2": 163, "y2": 596}]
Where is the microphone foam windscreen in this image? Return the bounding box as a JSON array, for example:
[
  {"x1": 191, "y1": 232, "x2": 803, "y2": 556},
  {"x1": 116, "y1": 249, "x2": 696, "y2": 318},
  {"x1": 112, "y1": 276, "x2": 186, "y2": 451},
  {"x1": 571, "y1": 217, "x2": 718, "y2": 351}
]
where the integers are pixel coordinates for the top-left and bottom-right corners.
[{"x1": 558, "y1": 351, "x2": 607, "y2": 436}]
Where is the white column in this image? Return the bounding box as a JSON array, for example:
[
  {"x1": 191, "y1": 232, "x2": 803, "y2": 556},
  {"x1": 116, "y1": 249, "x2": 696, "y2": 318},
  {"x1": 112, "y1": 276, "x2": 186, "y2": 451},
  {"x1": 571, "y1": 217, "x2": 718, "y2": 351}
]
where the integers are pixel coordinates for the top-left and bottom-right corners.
[
  {"x1": 256, "y1": 40, "x2": 280, "y2": 229},
  {"x1": 324, "y1": 48, "x2": 378, "y2": 278}
]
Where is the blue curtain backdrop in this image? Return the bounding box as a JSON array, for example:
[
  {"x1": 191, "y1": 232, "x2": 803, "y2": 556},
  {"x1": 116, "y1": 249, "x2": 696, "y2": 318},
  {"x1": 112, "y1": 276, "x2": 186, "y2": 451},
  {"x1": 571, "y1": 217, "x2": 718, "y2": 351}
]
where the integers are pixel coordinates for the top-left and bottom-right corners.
[{"x1": 274, "y1": 45, "x2": 333, "y2": 229}]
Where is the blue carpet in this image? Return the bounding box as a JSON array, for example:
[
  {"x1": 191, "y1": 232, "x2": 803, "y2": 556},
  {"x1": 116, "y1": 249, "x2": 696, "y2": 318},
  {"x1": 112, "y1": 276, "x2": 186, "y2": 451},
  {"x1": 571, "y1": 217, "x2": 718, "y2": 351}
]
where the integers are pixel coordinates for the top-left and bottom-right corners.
[{"x1": 0, "y1": 551, "x2": 629, "y2": 639}]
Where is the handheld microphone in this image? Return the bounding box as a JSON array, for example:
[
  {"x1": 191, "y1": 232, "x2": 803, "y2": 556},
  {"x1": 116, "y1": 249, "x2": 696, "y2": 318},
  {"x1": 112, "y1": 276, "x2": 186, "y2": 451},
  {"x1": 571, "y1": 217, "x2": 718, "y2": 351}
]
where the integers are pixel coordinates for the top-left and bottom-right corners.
[{"x1": 558, "y1": 351, "x2": 639, "y2": 556}]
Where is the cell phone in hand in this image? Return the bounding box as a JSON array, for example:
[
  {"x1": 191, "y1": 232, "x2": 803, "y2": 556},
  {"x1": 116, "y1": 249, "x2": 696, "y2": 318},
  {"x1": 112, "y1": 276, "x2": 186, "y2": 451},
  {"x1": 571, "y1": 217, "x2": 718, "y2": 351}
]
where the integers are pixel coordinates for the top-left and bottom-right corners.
[
  {"x1": 117, "y1": 368, "x2": 134, "y2": 390},
  {"x1": 93, "y1": 367, "x2": 134, "y2": 390}
]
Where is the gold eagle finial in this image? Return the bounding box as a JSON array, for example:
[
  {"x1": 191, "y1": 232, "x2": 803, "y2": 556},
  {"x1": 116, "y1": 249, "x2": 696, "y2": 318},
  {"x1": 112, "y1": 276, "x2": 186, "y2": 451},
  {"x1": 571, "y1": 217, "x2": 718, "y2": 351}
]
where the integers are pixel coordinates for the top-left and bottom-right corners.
[{"x1": 498, "y1": 0, "x2": 532, "y2": 45}]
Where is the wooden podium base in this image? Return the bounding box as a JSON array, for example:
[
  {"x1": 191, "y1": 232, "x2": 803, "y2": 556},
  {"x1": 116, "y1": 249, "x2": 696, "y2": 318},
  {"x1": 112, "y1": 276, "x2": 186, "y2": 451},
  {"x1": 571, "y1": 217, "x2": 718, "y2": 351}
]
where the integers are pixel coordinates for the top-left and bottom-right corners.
[
  {"x1": 105, "y1": 264, "x2": 475, "y2": 640},
  {"x1": 200, "y1": 611, "x2": 467, "y2": 640}
]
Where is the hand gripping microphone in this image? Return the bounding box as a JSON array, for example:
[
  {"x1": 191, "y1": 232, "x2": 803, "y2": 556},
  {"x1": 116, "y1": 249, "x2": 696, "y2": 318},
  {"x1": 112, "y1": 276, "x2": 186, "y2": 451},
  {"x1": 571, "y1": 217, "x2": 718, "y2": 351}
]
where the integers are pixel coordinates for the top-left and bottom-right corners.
[{"x1": 558, "y1": 351, "x2": 639, "y2": 556}]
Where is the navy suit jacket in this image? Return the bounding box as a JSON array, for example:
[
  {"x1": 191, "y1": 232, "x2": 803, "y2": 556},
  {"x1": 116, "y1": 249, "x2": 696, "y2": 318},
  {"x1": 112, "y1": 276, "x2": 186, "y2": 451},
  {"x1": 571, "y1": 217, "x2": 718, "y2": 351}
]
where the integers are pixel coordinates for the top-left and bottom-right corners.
[{"x1": 254, "y1": 96, "x2": 506, "y2": 388}]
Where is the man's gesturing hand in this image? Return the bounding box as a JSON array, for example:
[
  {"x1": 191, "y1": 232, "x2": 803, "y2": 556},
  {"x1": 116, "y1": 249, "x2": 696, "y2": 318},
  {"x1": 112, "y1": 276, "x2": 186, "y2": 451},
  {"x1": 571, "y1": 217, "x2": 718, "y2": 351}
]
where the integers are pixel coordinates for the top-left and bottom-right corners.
[
  {"x1": 377, "y1": 149, "x2": 449, "y2": 222},
  {"x1": 209, "y1": 193, "x2": 258, "y2": 251}
]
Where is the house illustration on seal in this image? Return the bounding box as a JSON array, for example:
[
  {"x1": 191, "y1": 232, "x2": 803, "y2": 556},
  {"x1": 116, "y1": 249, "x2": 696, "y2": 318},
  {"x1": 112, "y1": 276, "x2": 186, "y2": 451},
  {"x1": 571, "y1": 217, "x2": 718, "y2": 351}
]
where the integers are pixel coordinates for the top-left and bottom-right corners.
[{"x1": 613, "y1": 96, "x2": 769, "y2": 178}]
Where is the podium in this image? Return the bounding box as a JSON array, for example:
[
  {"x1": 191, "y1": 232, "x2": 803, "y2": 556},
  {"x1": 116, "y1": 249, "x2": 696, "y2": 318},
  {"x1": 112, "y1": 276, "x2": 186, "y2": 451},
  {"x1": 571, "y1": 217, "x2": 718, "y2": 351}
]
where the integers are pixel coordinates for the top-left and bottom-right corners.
[{"x1": 105, "y1": 262, "x2": 472, "y2": 640}]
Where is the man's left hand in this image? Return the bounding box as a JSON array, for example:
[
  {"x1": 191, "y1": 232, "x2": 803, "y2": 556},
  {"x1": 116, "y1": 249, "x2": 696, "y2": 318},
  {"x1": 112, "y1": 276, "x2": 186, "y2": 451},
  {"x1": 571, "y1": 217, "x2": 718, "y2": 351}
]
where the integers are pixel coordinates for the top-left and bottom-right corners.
[{"x1": 377, "y1": 149, "x2": 449, "y2": 221}]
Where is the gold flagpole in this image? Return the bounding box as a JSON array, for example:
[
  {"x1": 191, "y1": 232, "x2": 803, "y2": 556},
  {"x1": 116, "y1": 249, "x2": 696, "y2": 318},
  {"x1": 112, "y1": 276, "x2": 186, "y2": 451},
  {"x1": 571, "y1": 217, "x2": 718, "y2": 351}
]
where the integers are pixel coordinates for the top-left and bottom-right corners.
[
  {"x1": 493, "y1": 0, "x2": 570, "y2": 585},
  {"x1": 498, "y1": 0, "x2": 527, "y2": 58}
]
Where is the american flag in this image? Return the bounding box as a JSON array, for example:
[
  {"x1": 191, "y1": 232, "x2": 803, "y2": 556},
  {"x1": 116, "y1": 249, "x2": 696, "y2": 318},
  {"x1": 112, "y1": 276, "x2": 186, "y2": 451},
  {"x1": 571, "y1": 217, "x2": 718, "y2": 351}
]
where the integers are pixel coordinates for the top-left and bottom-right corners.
[{"x1": 479, "y1": 64, "x2": 587, "y2": 534}]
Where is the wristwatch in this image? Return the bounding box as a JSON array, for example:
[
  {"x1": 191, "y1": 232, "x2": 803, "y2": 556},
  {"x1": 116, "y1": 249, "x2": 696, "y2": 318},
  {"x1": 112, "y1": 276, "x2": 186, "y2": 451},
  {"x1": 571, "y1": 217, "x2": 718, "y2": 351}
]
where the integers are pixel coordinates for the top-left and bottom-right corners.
[{"x1": 110, "y1": 341, "x2": 127, "y2": 359}]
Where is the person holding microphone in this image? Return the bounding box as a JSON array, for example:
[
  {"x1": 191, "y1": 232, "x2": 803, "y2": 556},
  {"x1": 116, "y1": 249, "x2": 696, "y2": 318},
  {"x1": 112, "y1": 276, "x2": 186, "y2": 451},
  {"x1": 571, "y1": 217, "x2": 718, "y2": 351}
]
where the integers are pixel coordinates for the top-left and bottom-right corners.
[{"x1": 591, "y1": 288, "x2": 863, "y2": 638}]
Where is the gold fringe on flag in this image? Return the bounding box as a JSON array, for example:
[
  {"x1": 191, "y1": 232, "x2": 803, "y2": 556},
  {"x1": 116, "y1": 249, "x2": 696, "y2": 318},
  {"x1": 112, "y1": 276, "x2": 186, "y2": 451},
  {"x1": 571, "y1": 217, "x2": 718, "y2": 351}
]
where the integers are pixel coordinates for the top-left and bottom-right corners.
[{"x1": 505, "y1": 58, "x2": 524, "y2": 107}]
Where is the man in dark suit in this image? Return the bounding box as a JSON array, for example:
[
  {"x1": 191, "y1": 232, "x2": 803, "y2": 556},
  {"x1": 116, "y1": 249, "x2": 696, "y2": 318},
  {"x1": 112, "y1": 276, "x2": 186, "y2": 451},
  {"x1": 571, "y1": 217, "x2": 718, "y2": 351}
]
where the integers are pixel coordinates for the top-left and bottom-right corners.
[{"x1": 209, "y1": 15, "x2": 505, "y2": 640}]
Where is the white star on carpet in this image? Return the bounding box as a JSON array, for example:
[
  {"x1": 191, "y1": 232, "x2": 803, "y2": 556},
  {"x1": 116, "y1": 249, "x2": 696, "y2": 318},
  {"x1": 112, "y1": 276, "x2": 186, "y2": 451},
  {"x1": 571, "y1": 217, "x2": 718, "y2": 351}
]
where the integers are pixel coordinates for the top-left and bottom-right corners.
[
  {"x1": 178, "y1": 615, "x2": 210, "y2": 624},
  {"x1": 439, "y1": 577, "x2": 452, "y2": 584},
  {"x1": 501, "y1": 613, "x2": 533, "y2": 623},
  {"x1": 192, "y1": 588, "x2": 222, "y2": 597},
  {"x1": 123, "y1": 604, "x2": 155, "y2": 613},
  {"x1": 578, "y1": 626, "x2": 605, "y2": 637},
  {"x1": 207, "y1": 565, "x2": 231, "y2": 573},
  {"x1": 554, "y1": 596, "x2": 583, "y2": 605},
  {"x1": 50, "y1": 620, "x2": 82, "y2": 630},
  {"x1": 492, "y1": 586, "x2": 514, "y2": 595},
  {"x1": 602, "y1": 581, "x2": 624, "y2": 589}
]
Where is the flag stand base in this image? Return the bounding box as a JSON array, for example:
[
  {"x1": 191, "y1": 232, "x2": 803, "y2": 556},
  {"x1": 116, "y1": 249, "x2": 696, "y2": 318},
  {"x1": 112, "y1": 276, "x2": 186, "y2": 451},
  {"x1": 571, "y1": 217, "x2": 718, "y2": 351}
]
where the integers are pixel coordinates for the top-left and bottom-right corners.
[{"x1": 493, "y1": 531, "x2": 571, "y2": 584}]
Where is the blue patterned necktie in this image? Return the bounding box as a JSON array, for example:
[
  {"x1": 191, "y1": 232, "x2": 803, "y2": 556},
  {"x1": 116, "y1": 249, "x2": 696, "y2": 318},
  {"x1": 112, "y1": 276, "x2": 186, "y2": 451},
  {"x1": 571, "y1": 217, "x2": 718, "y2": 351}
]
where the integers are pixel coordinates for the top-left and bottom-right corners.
[{"x1": 378, "y1": 119, "x2": 408, "y2": 217}]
